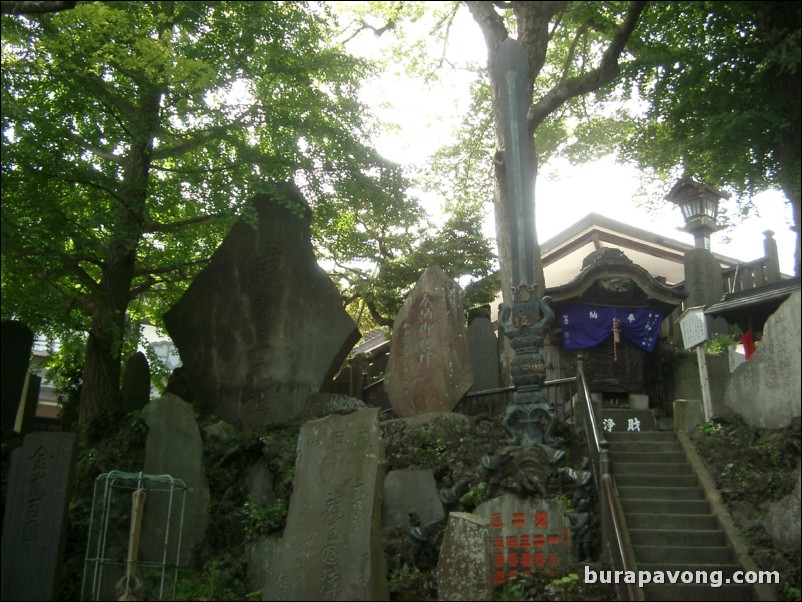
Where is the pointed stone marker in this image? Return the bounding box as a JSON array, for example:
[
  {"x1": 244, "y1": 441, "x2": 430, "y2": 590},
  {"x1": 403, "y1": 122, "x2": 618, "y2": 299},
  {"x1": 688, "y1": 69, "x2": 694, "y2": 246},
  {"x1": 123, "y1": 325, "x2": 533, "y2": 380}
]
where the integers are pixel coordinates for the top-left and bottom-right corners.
[{"x1": 384, "y1": 265, "x2": 473, "y2": 417}]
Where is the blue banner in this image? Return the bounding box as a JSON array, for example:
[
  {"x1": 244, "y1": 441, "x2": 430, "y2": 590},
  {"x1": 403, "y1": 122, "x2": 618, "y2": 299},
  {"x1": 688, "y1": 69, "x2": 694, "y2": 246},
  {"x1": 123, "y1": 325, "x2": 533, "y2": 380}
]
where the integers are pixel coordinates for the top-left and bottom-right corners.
[{"x1": 559, "y1": 303, "x2": 664, "y2": 352}]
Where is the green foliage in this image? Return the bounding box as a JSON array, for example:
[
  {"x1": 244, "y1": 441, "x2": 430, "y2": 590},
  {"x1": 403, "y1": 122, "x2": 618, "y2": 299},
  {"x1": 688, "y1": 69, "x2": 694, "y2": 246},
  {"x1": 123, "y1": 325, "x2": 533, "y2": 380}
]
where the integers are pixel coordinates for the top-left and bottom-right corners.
[
  {"x1": 243, "y1": 499, "x2": 288, "y2": 541},
  {"x1": 705, "y1": 333, "x2": 739, "y2": 355},
  {"x1": 784, "y1": 583, "x2": 801, "y2": 602},
  {"x1": 174, "y1": 560, "x2": 240, "y2": 602},
  {"x1": 618, "y1": 1, "x2": 800, "y2": 214},
  {"x1": 550, "y1": 572, "x2": 580, "y2": 592},
  {"x1": 459, "y1": 480, "x2": 487, "y2": 510},
  {"x1": 498, "y1": 575, "x2": 529, "y2": 601},
  {"x1": 696, "y1": 420, "x2": 722, "y2": 436}
]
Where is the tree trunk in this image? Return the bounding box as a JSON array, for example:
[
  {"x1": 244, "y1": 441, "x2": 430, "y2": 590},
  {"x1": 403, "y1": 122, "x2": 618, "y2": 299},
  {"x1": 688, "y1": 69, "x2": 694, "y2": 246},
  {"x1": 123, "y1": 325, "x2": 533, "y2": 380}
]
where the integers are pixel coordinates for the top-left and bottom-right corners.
[{"x1": 79, "y1": 95, "x2": 161, "y2": 425}]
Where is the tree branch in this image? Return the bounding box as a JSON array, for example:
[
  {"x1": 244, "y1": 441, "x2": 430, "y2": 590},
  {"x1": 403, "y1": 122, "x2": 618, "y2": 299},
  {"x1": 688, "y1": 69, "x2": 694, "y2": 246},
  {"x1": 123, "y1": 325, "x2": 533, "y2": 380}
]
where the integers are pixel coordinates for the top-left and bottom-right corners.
[{"x1": 527, "y1": 0, "x2": 647, "y2": 132}]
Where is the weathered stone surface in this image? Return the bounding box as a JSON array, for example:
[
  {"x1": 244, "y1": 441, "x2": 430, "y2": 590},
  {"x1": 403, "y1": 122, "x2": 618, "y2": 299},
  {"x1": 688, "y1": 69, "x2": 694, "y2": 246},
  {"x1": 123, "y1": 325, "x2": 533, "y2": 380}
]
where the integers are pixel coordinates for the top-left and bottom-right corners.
[
  {"x1": 247, "y1": 536, "x2": 281, "y2": 595},
  {"x1": 302, "y1": 392, "x2": 367, "y2": 420},
  {"x1": 725, "y1": 291, "x2": 801, "y2": 428},
  {"x1": 141, "y1": 393, "x2": 210, "y2": 567},
  {"x1": 381, "y1": 468, "x2": 444, "y2": 528},
  {"x1": 468, "y1": 316, "x2": 501, "y2": 392},
  {"x1": 264, "y1": 408, "x2": 388, "y2": 601},
  {"x1": 1, "y1": 432, "x2": 77, "y2": 601},
  {"x1": 163, "y1": 185, "x2": 360, "y2": 426},
  {"x1": 384, "y1": 265, "x2": 473, "y2": 417},
  {"x1": 437, "y1": 512, "x2": 493, "y2": 601},
  {"x1": 765, "y1": 467, "x2": 801, "y2": 551},
  {"x1": 475, "y1": 494, "x2": 571, "y2": 584},
  {"x1": 120, "y1": 351, "x2": 151, "y2": 414},
  {"x1": 1, "y1": 319, "x2": 34, "y2": 435}
]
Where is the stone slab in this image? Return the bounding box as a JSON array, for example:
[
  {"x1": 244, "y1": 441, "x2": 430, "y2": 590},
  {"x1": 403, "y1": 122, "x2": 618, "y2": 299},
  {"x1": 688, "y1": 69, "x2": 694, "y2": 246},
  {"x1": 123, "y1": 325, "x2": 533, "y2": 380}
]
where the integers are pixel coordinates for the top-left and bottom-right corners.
[
  {"x1": 468, "y1": 317, "x2": 501, "y2": 392},
  {"x1": 1, "y1": 319, "x2": 34, "y2": 434},
  {"x1": 474, "y1": 494, "x2": 571, "y2": 584},
  {"x1": 141, "y1": 393, "x2": 210, "y2": 567},
  {"x1": 437, "y1": 512, "x2": 493, "y2": 601},
  {"x1": 120, "y1": 351, "x2": 151, "y2": 414},
  {"x1": 1, "y1": 432, "x2": 78, "y2": 601},
  {"x1": 600, "y1": 408, "x2": 655, "y2": 433},
  {"x1": 381, "y1": 468, "x2": 444, "y2": 528},
  {"x1": 384, "y1": 265, "x2": 473, "y2": 417},
  {"x1": 163, "y1": 185, "x2": 360, "y2": 426},
  {"x1": 264, "y1": 408, "x2": 388, "y2": 601}
]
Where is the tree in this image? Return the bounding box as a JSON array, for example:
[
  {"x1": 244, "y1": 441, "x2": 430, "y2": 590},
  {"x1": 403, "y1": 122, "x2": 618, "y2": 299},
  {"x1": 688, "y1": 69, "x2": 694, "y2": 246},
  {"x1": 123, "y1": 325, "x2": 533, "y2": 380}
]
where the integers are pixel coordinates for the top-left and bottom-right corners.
[
  {"x1": 464, "y1": 1, "x2": 646, "y2": 301},
  {"x1": 618, "y1": 1, "x2": 801, "y2": 275},
  {"x1": 1, "y1": 1, "x2": 417, "y2": 424}
]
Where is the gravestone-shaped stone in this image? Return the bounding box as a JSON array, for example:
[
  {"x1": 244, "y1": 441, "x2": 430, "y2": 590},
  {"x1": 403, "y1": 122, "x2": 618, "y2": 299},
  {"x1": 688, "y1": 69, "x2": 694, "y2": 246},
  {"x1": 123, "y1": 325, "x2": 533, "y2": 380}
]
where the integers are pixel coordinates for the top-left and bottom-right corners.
[
  {"x1": 141, "y1": 393, "x2": 210, "y2": 567},
  {"x1": 1, "y1": 432, "x2": 77, "y2": 601},
  {"x1": 381, "y1": 468, "x2": 444, "y2": 528},
  {"x1": 384, "y1": 265, "x2": 473, "y2": 417},
  {"x1": 1, "y1": 319, "x2": 34, "y2": 435},
  {"x1": 437, "y1": 512, "x2": 493, "y2": 601},
  {"x1": 475, "y1": 494, "x2": 571, "y2": 585},
  {"x1": 468, "y1": 317, "x2": 501, "y2": 392},
  {"x1": 263, "y1": 408, "x2": 388, "y2": 601},
  {"x1": 120, "y1": 351, "x2": 151, "y2": 413},
  {"x1": 163, "y1": 184, "x2": 360, "y2": 426}
]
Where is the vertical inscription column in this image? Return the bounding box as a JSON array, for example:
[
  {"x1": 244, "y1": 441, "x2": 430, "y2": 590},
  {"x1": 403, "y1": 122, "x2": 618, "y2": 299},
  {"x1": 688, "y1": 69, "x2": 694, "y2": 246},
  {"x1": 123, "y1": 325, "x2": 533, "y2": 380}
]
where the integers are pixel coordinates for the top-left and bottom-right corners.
[
  {"x1": 1, "y1": 432, "x2": 78, "y2": 601},
  {"x1": 264, "y1": 408, "x2": 388, "y2": 601}
]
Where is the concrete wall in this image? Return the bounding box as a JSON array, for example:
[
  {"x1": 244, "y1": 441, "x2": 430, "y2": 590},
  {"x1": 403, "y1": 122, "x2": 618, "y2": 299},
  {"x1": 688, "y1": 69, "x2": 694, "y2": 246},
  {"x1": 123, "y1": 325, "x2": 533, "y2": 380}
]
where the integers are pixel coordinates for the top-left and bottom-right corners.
[
  {"x1": 666, "y1": 351, "x2": 731, "y2": 417},
  {"x1": 724, "y1": 291, "x2": 802, "y2": 428}
]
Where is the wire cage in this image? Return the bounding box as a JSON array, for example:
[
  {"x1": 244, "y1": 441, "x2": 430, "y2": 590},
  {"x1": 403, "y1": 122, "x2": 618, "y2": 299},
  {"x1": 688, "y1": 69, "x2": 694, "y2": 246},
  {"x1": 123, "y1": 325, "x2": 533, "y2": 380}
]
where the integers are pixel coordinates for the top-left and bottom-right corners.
[{"x1": 81, "y1": 471, "x2": 187, "y2": 601}]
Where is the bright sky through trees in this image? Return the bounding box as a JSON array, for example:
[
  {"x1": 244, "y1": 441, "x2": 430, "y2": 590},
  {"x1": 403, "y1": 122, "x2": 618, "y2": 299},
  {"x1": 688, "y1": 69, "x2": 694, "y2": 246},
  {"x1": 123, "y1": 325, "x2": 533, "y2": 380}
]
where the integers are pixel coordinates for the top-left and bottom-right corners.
[{"x1": 344, "y1": 8, "x2": 797, "y2": 276}]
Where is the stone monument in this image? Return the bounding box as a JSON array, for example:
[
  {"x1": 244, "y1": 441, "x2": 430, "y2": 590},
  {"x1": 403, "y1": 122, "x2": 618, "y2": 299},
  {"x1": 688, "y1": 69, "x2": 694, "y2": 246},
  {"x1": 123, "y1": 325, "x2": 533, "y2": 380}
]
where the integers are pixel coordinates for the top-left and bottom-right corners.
[
  {"x1": 384, "y1": 265, "x2": 473, "y2": 417},
  {"x1": 475, "y1": 494, "x2": 571, "y2": 585},
  {"x1": 1, "y1": 432, "x2": 78, "y2": 601},
  {"x1": 163, "y1": 184, "x2": 360, "y2": 426},
  {"x1": 263, "y1": 408, "x2": 387, "y2": 601}
]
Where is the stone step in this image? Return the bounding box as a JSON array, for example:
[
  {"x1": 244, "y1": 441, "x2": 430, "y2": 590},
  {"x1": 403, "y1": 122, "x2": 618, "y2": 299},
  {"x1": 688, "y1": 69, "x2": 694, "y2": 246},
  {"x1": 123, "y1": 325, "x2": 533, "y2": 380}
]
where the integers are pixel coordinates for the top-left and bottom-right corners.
[
  {"x1": 622, "y1": 498, "x2": 712, "y2": 515},
  {"x1": 637, "y1": 563, "x2": 747, "y2": 578},
  {"x1": 615, "y1": 462, "x2": 691, "y2": 475},
  {"x1": 606, "y1": 431, "x2": 677, "y2": 442},
  {"x1": 615, "y1": 474, "x2": 699, "y2": 487},
  {"x1": 608, "y1": 441, "x2": 682, "y2": 453},
  {"x1": 629, "y1": 528, "x2": 727, "y2": 547},
  {"x1": 632, "y1": 544, "x2": 735, "y2": 565},
  {"x1": 611, "y1": 451, "x2": 687, "y2": 463},
  {"x1": 618, "y1": 486, "x2": 706, "y2": 501},
  {"x1": 642, "y1": 583, "x2": 754, "y2": 601},
  {"x1": 626, "y1": 513, "x2": 720, "y2": 530}
]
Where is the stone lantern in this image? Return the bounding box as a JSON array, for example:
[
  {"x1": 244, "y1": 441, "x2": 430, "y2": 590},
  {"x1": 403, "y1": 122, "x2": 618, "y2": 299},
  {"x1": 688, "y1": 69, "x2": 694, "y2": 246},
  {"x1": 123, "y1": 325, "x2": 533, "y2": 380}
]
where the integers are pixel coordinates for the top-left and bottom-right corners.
[
  {"x1": 667, "y1": 177, "x2": 728, "y2": 251},
  {"x1": 668, "y1": 177, "x2": 728, "y2": 331}
]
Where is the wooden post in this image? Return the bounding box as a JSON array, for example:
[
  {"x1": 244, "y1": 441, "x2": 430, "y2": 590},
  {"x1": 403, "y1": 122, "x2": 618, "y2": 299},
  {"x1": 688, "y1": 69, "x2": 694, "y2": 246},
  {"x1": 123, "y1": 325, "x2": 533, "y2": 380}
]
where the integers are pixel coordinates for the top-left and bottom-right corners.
[{"x1": 695, "y1": 345, "x2": 713, "y2": 422}]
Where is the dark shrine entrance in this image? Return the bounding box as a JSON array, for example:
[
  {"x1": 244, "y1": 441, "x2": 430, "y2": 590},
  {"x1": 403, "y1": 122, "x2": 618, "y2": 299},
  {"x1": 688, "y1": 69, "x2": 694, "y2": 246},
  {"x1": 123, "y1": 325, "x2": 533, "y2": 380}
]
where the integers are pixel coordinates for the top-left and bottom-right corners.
[{"x1": 545, "y1": 249, "x2": 686, "y2": 427}]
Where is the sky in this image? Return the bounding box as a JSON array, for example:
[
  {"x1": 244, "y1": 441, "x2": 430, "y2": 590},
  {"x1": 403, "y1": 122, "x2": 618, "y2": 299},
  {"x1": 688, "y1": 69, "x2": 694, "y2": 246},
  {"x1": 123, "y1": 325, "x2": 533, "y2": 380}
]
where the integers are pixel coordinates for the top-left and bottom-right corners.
[{"x1": 344, "y1": 7, "x2": 798, "y2": 277}]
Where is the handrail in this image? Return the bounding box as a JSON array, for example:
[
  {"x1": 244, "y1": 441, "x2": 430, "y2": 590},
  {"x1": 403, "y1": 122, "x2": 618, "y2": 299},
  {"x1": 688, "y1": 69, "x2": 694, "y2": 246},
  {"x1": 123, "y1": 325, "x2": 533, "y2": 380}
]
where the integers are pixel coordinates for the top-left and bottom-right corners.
[{"x1": 577, "y1": 355, "x2": 642, "y2": 601}]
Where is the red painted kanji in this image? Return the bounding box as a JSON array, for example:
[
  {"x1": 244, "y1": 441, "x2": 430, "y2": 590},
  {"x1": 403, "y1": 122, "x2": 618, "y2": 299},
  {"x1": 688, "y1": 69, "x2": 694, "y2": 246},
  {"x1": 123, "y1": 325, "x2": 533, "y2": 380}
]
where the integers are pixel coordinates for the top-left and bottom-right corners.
[{"x1": 534, "y1": 510, "x2": 548, "y2": 527}]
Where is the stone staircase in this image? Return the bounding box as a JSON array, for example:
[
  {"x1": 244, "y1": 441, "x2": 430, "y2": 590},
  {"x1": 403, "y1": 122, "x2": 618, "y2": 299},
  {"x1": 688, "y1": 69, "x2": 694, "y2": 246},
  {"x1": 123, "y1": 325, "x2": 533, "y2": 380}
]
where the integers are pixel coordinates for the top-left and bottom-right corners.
[{"x1": 607, "y1": 430, "x2": 755, "y2": 601}]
